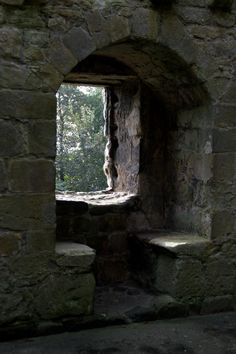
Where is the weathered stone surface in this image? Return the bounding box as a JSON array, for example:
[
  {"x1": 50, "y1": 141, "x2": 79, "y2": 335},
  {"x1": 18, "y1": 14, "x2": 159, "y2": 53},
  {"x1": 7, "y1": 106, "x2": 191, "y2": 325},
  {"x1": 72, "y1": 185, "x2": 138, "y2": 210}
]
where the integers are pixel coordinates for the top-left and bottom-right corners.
[
  {"x1": 0, "y1": 0, "x2": 24, "y2": 5},
  {"x1": 63, "y1": 27, "x2": 96, "y2": 62},
  {"x1": 208, "y1": 0, "x2": 233, "y2": 11},
  {"x1": 86, "y1": 10, "x2": 103, "y2": 33},
  {"x1": 0, "y1": 195, "x2": 55, "y2": 230},
  {"x1": 46, "y1": 40, "x2": 77, "y2": 75},
  {"x1": 0, "y1": 120, "x2": 26, "y2": 157},
  {"x1": 214, "y1": 104, "x2": 236, "y2": 128},
  {"x1": 105, "y1": 15, "x2": 130, "y2": 43},
  {"x1": 137, "y1": 232, "x2": 210, "y2": 256},
  {"x1": 206, "y1": 257, "x2": 235, "y2": 296},
  {"x1": 28, "y1": 121, "x2": 56, "y2": 157},
  {"x1": 213, "y1": 128, "x2": 236, "y2": 152},
  {"x1": 0, "y1": 91, "x2": 56, "y2": 120},
  {"x1": 1, "y1": 0, "x2": 236, "y2": 331},
  {"x1": 0, "y1": 231, "x2": 21, "y2": 256},
  {"x1": 56, "y1": 199, "x2": 88, "y2": 216},
  {"x1": 55, "y1": 242, "x2": 95, "y2": 271},
  {"x1": 159, "y1": 14, "x2": 197, "y2": 64},
  {"x1": 211, "y1": 210, "x2": 235, "y2": 240},
  {"x1": 212, "y1": 153, "x2": 236, "y2": 182},
  {"x1": 131, "y1": 8, "x2": 159, "y2": 39},
  {"x1": 25, "y1": 230, "x2": 55, "y2": 253},
  {"x1": 35, "y1": 273, "x2": 95, "y2": 319},
  {"x1": 9, "y1": 159, "x2": 55, "y2": 193},
  {"x1": 95, "y1": 214, "x2": 127, "y2": 232},
  {"x1": 201, "y1": 295, "x2": 234, "y2": 314},
  {"x1": 0, "y1": 160, "x2": 7, "y2": 192},
  {"x1": 0, "y1": 27, "x2": 22, "y2": 59},
  {"x1": 10, "y1": 254, "x2": 50, "y2": 276},
  {"x1": 0, "y1": 63, "x2": 39, "y2": 90}
]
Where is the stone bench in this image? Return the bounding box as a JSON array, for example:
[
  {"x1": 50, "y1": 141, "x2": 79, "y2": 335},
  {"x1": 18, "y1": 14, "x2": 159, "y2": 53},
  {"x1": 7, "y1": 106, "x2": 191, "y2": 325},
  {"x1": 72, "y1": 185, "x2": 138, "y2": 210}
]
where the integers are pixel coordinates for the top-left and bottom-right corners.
[
  {"x1": 129, "y1": 231, "x2": 211, "y2": 304},
  {"x1": 55, "y1": 241, "x2": 95, "y2": 271},
  {"x1": 35, "y1": 242, "x2": 96, "y2": 320}
]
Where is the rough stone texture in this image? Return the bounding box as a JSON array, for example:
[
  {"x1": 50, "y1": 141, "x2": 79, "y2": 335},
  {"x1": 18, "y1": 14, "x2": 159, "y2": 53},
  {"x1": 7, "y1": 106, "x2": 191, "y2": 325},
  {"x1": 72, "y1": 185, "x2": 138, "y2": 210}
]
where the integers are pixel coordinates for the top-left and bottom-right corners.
[
  {"x1": 0, "y1": 0, "x2": 236, "y2": 332},
  {"x1": 56, "y1": 194, "x2": 142, "y2": 284},
  {"x1": 35, "y1": 273, "x2": 95, "y2": 319},
  {"x1": 0, "y1": 231, "x2": 21, "y2": 256},
  {"x1": 130, "y1": 232, "x2": 211, "y2": 305},
  {"x1": 208, "y1": 0, "x2": 233, "y2": 11},
  {"x1": 9, "y1": 159, "x2": 55, "y2": 192},
  {"x1": 0, "y1": 120, "x2": 26, "y2": 157},
  {"x1": 0, "y1": 160, "x2": 7, "y2": 192},
  {"x1": 55, "y1": 242, "x2": 95, "y2": 271}
]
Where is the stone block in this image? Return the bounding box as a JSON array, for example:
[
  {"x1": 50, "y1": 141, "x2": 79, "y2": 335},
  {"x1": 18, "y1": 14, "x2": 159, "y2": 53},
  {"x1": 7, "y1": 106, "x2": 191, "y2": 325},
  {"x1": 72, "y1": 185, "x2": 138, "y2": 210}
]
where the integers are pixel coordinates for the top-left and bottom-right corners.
[
  {"x1": 174, "y1": 258, "x2": 206, "y2": 300},
  {"x1": 26, "y1": 230, "x2": 55, "y2": 253},
  {"x1": 46, "y1": 39, "x2": 77, "y2": 76},
  {"x1": 106, "y1": 232, "x2": 128, "y2": 255},
  {"x1": 0, "y1": 160, "x2": 7, "y2": 191},
  {"x1": 0, "y1": 290, "x2": 33, "y2": 326},
  {"x1": 201, "y1": 295, "x2": 234, "y2": 314},
  {"x1": 0, "y1": 0, "x2": 24, "y2": 4},
  {"x1": 72, "y1": 215, "x2": 96, "y2": 235},
  {"x1": 154, "y1": 255, "x2": 205, "y2": 301},
  {"x1": 10, "y1": 254, "x2": 50, "y2": 276},
  {"x1": 208, "y1": 0, "x2": 233, "y2": 11},
  {"x1": 0, "y1": 6, "x2": 4, "y2": 24},
  {"x1": 222, "y1": 83, "x2": 236, "y2": 104},
  {"x1": 0, "y1": 64, "x2": 40, "y2": 90},
  {"x1": 9, "y1": 159, "x2": 55, "y2": 193},
  {"x1": 0, "y1": 27, "x2": 22, "y2": 59},
  {"x1": 0, "y1": 195, "x2": 55, "y2": 230},
  {"x1": 0, "y1": 120, "x2": 26, "y2": 157},
  {"x1": 95, "y1": 213, "x2": 127, "y2": 233},
  {"x1": 0, "y1": 90, "x2": 56, "y2": 120},
  {"x1": 159, "y1": 14, "x2": 196, "y2": 64},
  {"x1": 153, "y1": 254, "x2": 177, "y2": 294},
  {"x1": 214, "y1": 104, "x2": 236, "y2": 128},
  {"x1": 105, "y1": 15, "x2": 130, "y2": 43},
  {"x1": 206, "y1": 257, "x2": 235, "y2": 296},
  {"x1": 150, "y1": 0, "x2": 175, "y2": 6},
  {"x1": 211, "y1": 210, "x2": 235, "y2": 240},
  {"x1": 127, "y1": 211, "x2": 150, "y2": 232},
  {"x1": 212, "y1": 153, "x2": 236, "y2": 182},
  {"x1": 95, "y1": 255, "x2": 129, "y2": 283},
  {"x1": 56, "y1": 216, "x2": 71, "y2": 240},
  {"x1": 56, "y1": 200, "x2": 88, "y2": 216},
  {"x1": 212, "y1": 182, "x2": 236, "y2": 209},
  {"x1": 213, "y1": 128, "x2": 236, "y2": 152},
  {"x1": 0, "y1": 230, "x2": 21, "y2": 256},
  {"x1": 63, "y1": 27, "x2": 96, "y2": 63},
  {"x1": 34, "y1": 62, "x2": 64, "y2": 92},
  {"x1": 35, "y1": 273, "x2": 95, "y2": 319},
  {"x1": 131, "y1": 8, "x2": 159, "y2": 40},
  {"x1": 86, "y1": 10, "x2": 103, "y2": 33},
  {"x1": 55, "y1": 242, "x2": 95, "y2": 271},
  {"x1": 28, "y1": 120, "x2": 56, "y2": 157}
]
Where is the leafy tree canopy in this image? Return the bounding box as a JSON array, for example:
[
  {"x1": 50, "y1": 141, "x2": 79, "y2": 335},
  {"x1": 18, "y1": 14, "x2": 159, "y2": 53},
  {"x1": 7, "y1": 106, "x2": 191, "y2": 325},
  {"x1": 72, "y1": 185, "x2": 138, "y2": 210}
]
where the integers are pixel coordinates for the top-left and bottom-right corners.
[{"x1": 56, "y1": 84, "x2": 107, "y2": 192}]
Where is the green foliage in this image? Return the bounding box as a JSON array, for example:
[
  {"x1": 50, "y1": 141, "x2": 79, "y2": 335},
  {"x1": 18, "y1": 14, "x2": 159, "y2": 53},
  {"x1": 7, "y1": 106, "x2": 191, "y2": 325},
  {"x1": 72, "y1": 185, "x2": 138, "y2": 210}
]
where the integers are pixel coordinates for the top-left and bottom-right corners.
[{"x1": 56, "y1": 84, "x2": 107, "y2": 192}]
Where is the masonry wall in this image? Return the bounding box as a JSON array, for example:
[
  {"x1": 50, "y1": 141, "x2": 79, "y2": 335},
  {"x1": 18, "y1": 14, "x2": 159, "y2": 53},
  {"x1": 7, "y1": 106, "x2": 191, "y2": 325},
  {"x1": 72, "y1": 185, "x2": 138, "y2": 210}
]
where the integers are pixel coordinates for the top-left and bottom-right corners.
[{"x1": 0, "y1": 0, "x2": 236, "y2": 328}]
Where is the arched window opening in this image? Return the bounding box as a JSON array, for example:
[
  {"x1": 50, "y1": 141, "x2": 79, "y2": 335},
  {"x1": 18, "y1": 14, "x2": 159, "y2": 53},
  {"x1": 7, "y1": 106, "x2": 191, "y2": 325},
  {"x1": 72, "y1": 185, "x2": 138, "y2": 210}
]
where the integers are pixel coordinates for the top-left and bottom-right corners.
[{"x1": 56, "y1": 83, "x2": 107, "y2": 193}]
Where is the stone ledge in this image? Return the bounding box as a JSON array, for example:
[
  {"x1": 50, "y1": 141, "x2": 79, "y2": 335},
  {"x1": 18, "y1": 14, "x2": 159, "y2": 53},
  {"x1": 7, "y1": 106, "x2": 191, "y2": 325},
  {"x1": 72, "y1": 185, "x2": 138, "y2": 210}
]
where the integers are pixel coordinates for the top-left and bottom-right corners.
[
  {"x1": 55, "y1": 242, "x2": 95, "y2": 271},
  {"x1": 134, "y1": 231, "x2": 210, "y2": 257}
]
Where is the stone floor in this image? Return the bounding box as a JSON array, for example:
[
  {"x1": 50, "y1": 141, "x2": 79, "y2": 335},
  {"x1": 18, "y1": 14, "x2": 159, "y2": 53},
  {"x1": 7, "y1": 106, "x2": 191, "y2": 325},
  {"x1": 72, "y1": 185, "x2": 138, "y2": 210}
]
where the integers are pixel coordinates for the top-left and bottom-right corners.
[
  {"x1": 94, "y1": 282, "x2": 186, "y2": 322},
  {"x1": 1, "y1": 312, "x2": 236, "y2": 353}
]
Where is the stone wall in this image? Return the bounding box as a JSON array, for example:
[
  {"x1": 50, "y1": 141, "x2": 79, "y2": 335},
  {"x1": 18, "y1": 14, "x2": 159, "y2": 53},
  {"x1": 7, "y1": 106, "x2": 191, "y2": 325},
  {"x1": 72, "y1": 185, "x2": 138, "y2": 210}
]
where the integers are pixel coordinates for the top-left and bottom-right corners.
[{"x1": 0, "y1": 0, "x2": 236, "y2": 329}]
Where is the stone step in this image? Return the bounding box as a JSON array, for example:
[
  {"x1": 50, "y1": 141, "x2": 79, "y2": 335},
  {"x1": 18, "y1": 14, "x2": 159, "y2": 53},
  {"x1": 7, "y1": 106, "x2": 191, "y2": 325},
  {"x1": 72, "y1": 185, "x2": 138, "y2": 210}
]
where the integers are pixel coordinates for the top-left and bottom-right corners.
[
  {"x1": 129, "y1": 231, "x2": 212, "y2": 304},
  {"x1": 55, "y1": 242, "x2": 96, "y2": 272},
  {"x1": 135, "y1": 231, "x2": 210, "y2": 257}
]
